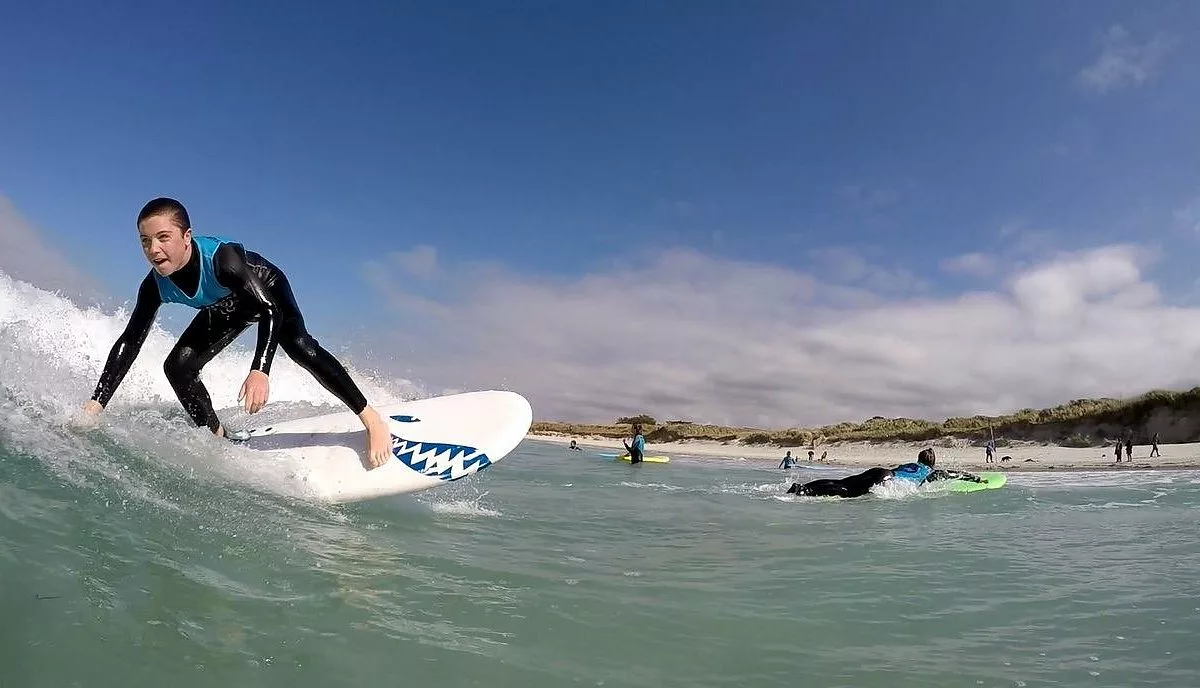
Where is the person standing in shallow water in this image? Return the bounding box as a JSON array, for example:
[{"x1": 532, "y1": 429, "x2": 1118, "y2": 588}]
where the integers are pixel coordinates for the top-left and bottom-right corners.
[
  {"x1": 623, "y1": 423, "x2": 646, "y2": 464},
  {"x1": 81, "y1": 197, "x2": 394, "y2": 469},
  {"x1": 779, "y1": 451, "x2": 797, "y2": 469}
]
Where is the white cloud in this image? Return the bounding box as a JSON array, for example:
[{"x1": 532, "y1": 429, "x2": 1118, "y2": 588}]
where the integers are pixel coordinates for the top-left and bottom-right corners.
[
  {"x1": 940, "y1": 252, "x2": 994, "y2": 278},
  {"x1": 1077, "y1": 25, "x2": 1174, "y2": 93},
  {"x1": 0, "y1": 195, "x2": 104, "y2": 305},
  {"x1": 363, "y1": 242, "x2": 1200, "y2": 428},
  {"x1": 809, "y1": 246, "x2": 869, "y2": 282},
  {"x1": 991, "y1": 219, "x2": 1062, "y2": 268},
  {"x1": 808, "y1": 246, "x2": 928, "y2": 298},
  {"x1": 392, "y1": 244, "x2": 439, "y2": 279},
  {"x1": 1175, "y1": 197, "x2": 1200, "y2": 235}
]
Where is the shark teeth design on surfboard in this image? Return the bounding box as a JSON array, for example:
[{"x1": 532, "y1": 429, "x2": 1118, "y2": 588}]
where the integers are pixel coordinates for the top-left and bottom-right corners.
[
  {"x1": 390, "y1": 435, "x2": 493, "y2": 481},
  {"x1": 235, "y1": 390, "x2": 531, "y2": 501}
]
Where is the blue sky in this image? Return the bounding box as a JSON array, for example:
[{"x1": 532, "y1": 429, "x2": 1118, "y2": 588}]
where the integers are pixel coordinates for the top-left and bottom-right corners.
[{"x1": 2, "y1": 1, "x2": 1200, "y2": 425}]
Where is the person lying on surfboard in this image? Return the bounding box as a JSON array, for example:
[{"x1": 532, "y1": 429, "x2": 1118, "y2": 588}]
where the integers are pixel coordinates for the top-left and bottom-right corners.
[
  {"x1": 622, "y1": 424, "x2": 646, "y2": 464},
  {"x1": 80, "y1": 197, "x2": 393, "y2": 469},
  {"x1": 786, "y1": 448, "x2": 983, "y2": 498}
]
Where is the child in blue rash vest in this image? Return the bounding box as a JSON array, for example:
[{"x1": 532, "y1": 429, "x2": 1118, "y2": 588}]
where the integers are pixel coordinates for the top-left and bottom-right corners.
[
  {"x1": 786, "y1": 448, "x2": 983, "y2": 498},
  {"x1": 890, "y1": 448, "x2": 983, "y2": 485},
  {"x1": 889, "y1": 448, "x2": 939, "y2": 485},
  {"x1": 80, "y1": 197, "x2": 394, "y2": 469},
  {"x1": 622, "y1": 424, "x2": 646, "y2": 464}
]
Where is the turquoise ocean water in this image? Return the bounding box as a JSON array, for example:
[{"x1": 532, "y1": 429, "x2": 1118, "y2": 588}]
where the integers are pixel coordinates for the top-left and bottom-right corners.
[{"x1": 3, "y1": 274, "x2": 1200, "y2": 687}]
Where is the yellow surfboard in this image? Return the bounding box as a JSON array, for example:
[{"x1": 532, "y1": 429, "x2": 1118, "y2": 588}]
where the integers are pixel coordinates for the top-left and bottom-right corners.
[{"x1": 617, "y1": 454, "x2": 670, "y2": 463}]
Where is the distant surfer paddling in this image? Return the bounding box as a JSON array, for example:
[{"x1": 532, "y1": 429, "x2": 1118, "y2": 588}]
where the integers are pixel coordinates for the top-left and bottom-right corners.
[
  {"x1": 786, "y1": 448, "x2": 982, "y2": 498},
  {"x1": 81, "y1": 197, "x2": 393, "y2": 469}
]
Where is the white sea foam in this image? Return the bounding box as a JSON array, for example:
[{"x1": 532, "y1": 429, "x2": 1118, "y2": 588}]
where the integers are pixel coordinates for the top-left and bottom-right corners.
[{"x1": 0, "y1": 270, "x2": 424, "y2": 500}]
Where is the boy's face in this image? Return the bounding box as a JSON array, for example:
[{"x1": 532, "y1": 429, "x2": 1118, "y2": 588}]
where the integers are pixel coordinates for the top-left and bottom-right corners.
[{"x1": 139, "y1": 215, "x2": 192, "y2": 276}]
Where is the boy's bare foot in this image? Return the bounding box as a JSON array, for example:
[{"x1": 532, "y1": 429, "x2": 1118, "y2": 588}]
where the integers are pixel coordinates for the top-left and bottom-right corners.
[
  {"x1": 216, "y1": 425, "x2": 250, "y2": 443},
  {"x1": 359, "y1": 407, "x2": 392, "y2": 469}
]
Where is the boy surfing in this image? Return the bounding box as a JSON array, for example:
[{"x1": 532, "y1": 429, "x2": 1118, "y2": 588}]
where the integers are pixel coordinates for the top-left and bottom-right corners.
[{"x1": 81, "y1": 197, "x2": 392, "y2": 469}]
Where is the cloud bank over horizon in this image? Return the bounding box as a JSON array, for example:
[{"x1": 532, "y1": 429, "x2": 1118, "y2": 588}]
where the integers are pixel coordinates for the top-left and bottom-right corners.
[
  {"x1": 6, "y1": 190, "x2": 1200, "y2": 431},
  {"x1": 350, "y1": 19, "x2": 1197, "y2": 430},
  {"x1": 364, "y1": 237, "x2": 1200, "y2": 429}
]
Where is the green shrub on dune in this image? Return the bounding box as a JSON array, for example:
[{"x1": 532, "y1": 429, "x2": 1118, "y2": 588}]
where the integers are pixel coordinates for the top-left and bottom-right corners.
[{"x1": 530, "y1": 387, "x2": 1200, "y2": 447}]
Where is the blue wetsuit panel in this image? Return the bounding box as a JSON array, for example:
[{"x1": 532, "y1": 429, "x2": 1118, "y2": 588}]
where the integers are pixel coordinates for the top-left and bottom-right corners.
[
  {"x1": 153, "y1": 235, "x2": 237, "y2": 308},
  {"x1": 892, "y1": 462, "x2": 932, "y2": 483}
]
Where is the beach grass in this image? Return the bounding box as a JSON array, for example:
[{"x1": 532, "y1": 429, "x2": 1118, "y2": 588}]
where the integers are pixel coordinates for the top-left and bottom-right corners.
[{"x1": 531, "y1": 387, "x2": 1200, "y2": 448}]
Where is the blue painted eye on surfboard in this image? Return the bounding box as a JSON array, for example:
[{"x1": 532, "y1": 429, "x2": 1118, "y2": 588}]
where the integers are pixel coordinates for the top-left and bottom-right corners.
[{"x1": 390, "y1": 415, "x2": 421, "y2": 423}]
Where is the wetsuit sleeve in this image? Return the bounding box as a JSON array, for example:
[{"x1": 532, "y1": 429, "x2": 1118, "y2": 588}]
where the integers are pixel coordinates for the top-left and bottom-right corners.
[
  {"x1": 91, "y1": 274, "x2": 162, "y2": 406},
  {"x1": 213, "y1": 243, "x2": 280, "y2": 374}
]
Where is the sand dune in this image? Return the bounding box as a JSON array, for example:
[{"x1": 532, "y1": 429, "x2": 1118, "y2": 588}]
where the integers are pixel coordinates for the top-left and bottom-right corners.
[{"x1": 527, "y1": 432, "x2": 1193, "y2": 472}]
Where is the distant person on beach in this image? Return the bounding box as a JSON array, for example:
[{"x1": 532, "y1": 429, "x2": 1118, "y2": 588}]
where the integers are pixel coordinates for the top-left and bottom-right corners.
[
  {"x1": 808, "y1": 449, "x2": 815, "y2": 461},
  {"x1": 1125, "y1": 436, "x2": 1133, "y2": 462},
  {"x1": 622, "y1": 424, "x2": 646, "y2": 464},
  {"x1": 1150, "y1": 433, "x2": 1160, "y2": 458},
  {"x1": 1114, "y1": 440, "x2": 1122, "y2": 463},
  {"x1": 786, "y1": 448, "x2": 983, "y2": 499},
  {"x1": 985, "y1": 439, "x2": 995, "y2": 463},
  {"x1": 779, "y1": 451, "x2": 797, "y2": 469}
]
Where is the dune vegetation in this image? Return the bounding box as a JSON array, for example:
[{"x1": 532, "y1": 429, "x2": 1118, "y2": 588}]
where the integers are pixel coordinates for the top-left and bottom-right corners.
[{"x1": 531, "y1": 387, "x2": 1200, "y2": 448}]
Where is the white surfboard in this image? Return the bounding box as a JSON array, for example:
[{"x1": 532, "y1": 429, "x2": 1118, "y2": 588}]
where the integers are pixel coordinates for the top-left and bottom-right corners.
[{"x1": 238, "y1": 390, "x2": 533, "y2": 503}]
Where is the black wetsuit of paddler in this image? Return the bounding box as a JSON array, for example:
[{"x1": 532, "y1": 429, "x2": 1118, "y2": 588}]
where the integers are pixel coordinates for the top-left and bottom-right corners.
[
  {"x1": 786, "y1": 448, "x2": 983, "y2": 498},
  {"x1": 787, "y1": 466, "x2": 895, "y2": 498},
  {"x1": 90, "y1": 235, "x2": 368, "y2": 434}
]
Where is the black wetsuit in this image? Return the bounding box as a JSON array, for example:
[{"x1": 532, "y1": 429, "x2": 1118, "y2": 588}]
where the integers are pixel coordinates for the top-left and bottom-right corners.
[
  {"x1": 787, "y1": 467, "x2": 894, "y2": 498},
  {"x1": 787, "y1": 464, "x2": 981, "y2": 498},
  {"x1": 90, "y1": 238, "x2": 367, "y2": 433},
  {"x1": 623, "y1": 434, "x2": 645, "y2": 464}
]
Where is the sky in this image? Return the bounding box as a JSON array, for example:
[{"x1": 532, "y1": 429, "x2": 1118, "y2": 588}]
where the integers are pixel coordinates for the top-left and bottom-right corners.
[{"x1": 2, "y1": 0, "x2": 1200, "y2": 427}]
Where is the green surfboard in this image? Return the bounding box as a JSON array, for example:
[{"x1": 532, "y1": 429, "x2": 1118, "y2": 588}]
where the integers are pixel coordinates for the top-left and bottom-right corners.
[{"x1": 942, "y1": 471, "x2": 1006, "y2": 493}]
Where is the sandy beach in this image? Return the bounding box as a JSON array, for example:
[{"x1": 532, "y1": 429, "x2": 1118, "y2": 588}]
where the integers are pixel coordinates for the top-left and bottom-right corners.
[{"x1": 526, "y1": 431, "x2": 1200, "y2": 472}]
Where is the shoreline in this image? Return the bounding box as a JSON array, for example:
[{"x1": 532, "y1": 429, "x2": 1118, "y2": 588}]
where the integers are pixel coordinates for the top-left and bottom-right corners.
[{"x1": 525, "y1": 432, "x2": 1200, "y2": 473}]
